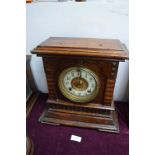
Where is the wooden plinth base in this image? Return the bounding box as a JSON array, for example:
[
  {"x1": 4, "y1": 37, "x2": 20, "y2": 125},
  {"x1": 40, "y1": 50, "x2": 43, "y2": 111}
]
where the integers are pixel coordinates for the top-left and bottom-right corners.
[{"x1": 39, "y1": 100, "x2": 119, "y2": 133}]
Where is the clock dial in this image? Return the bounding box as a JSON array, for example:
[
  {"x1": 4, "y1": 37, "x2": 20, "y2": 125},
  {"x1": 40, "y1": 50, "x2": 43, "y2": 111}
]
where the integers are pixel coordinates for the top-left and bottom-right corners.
[{"x1": 58, "y1": 67, "x2": 100, "y2": 103}]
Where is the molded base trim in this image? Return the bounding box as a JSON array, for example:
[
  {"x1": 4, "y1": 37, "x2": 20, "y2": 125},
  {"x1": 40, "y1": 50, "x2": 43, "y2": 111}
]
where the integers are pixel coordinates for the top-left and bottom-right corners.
[{"x1": 39, "y1": 101, "x2": 119, "y2": 133}]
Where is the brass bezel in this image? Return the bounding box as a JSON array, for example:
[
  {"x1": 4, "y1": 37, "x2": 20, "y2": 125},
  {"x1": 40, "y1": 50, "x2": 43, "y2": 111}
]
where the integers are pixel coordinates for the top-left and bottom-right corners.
[{"x1": 58, "y1": 67, "x2": 100, "y2": 103}]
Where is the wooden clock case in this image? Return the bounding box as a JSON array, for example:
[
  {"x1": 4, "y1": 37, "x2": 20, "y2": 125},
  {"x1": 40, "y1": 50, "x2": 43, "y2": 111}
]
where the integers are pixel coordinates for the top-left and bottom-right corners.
[{"x1": 31, "y1": 37, "x2": 128, "y2": 133}]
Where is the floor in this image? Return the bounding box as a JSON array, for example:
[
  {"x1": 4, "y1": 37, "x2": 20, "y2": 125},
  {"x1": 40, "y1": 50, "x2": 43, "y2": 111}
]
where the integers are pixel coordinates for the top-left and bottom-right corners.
[{"x1": 27, "y1": 94, "x2": 129, "y2": 155}]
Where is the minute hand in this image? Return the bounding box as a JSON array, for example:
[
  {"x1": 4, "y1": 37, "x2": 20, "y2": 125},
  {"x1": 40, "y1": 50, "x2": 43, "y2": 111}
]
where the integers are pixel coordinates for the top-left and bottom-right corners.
[{"x1": 78, "y1": 69, "x2": 81, "y2": 85}]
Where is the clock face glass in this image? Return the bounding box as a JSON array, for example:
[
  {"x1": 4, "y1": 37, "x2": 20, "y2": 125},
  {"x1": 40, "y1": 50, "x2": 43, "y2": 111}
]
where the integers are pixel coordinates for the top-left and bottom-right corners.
[{"x1": 58, "y1": 67, "x2": 100, "y2": 103}]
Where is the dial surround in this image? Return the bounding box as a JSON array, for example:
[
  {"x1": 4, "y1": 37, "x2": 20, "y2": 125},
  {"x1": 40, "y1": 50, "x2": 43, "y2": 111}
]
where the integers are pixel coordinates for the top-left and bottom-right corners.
[{"x1": 58, "y1": 67, "x2": 100, "y2": 103}]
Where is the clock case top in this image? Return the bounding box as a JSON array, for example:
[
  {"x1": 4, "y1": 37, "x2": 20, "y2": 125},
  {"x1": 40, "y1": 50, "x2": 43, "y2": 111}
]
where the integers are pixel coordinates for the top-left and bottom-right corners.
[{"x1": 31, "y1": 37, "x2": 128, "y2": 61}]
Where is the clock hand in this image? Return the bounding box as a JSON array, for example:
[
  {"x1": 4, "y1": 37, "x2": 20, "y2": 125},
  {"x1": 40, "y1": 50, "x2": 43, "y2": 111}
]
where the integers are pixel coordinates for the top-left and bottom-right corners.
[{"x1": 79, "y1": 68, "x2": 82, "y2": 85}]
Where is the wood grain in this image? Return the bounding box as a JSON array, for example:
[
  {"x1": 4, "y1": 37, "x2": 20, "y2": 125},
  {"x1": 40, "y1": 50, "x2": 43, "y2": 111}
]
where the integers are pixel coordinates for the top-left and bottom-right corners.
[
  {"x1": 31, "y1": 37, "x2": 129, "y2": 61},
  {"x1": 26, "y1": 0, "x2": 32, "y2": 3},
  {"x1": 31, "y1": 37, "x2": 128, "y2": 133},
  {"x1": 26, "y1": 136, "x2": 34, "y2": 155}
]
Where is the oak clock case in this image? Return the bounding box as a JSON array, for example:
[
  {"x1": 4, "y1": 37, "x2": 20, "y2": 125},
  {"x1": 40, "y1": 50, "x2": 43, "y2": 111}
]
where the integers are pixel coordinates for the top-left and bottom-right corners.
[{"x1": 31, "y1": 37, "x2": 128, "y2": 133}]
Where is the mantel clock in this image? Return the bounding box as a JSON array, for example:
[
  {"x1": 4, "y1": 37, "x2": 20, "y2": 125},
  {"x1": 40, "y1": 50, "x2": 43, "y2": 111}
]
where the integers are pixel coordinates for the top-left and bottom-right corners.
[{"x1": 31, "y1": 37, "x2": 128, "y2": 133}]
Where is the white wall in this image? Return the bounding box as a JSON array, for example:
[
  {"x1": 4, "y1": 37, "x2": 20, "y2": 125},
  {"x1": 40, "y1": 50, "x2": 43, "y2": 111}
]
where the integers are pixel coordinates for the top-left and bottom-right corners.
[{"x1": 26, "y1": 0, "x2": 129, "y2": 101}]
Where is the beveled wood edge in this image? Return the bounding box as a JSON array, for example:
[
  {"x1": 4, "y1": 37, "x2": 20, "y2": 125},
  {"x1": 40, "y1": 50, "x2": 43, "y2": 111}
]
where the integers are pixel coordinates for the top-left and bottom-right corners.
[
  {"x1": 48, "y1": 108, "x2": 112, "y2": 118},
  {"x1": 39, "y1": 109, "x2": 119, "y2": 133},
  {"x1": 38, "y1": 105, "x2": 61, "y2": 126},
  {"x1": 38, "y1": 98, "x2": 120, "y2": 133},
  {"x1": 31, "y1": 49, "x2": 129, "y2": 61},
  {"x1": 122, "y1": 43, "x2": 129, "y2": 53},
  {"x1": 31, "y1": 53, "x2": 127, "y2": 62},
  {"x1": 26, "y1": 93, "x2": 39, "y2": 117},
  {"x1": 37, "y1": 37, "x2": 123, "y2": 49},
  {"x1": 36, "y1": 46, "x2": 124, "y2": 52},
  {"x1": 40, "y1": 54, "x2": 126, "y2": 62},
  {"x1": 97, "y1": 111, "x2": 119, "y2": 133},
  {"x1": 40, "y1": 117, "x2": 117, "y2": 131},
  {"x1": 26, "y1": 136, "x2": 34, "y2": 155},
  {"x1": 47, "y1": 99, "x2": 115, "y2": 110}
]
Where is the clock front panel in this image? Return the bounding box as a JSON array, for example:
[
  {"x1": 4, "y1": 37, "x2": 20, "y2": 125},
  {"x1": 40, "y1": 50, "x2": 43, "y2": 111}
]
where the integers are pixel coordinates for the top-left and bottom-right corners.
[{"x1": 43, "y1": 57, "x2": 118, "y2": 106}]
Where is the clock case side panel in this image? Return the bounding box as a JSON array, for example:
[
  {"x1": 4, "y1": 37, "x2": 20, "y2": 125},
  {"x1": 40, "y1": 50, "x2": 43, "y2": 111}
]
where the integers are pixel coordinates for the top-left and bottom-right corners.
[
  {"x1": 103, "y1": 62, "x2": 119, "y2": 105},
  {"x1": 42, "y1": 58, "x2": 57, "y2": 99}
]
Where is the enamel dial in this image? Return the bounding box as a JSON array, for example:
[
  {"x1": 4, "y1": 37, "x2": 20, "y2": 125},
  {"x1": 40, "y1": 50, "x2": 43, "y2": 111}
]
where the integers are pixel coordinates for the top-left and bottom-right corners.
[{"x1": 58, "y1": 67, "x2": 100, "y2": 103}]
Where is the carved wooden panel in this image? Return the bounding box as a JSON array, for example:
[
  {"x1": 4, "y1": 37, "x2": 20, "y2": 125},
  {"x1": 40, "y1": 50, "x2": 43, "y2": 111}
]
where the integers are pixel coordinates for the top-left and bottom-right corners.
[
  {"x1": 43, "y1": 58, "x2": 57, "y2": 99},
  {"x1": 43, "y1": 56, "x2": 117, "y2": 107},
  {"x1": 110, "y1": 62, "x2": 119, "y2": 79},
  {"x1": 104, "y1": 62, "x2": 119, "y2": 104},
  {"x1": 49, "y1": 103, "x2": 111, "y2": 117},
  {"x1": 104, "y1": 79, "x2": 115, "y2": 103}
]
